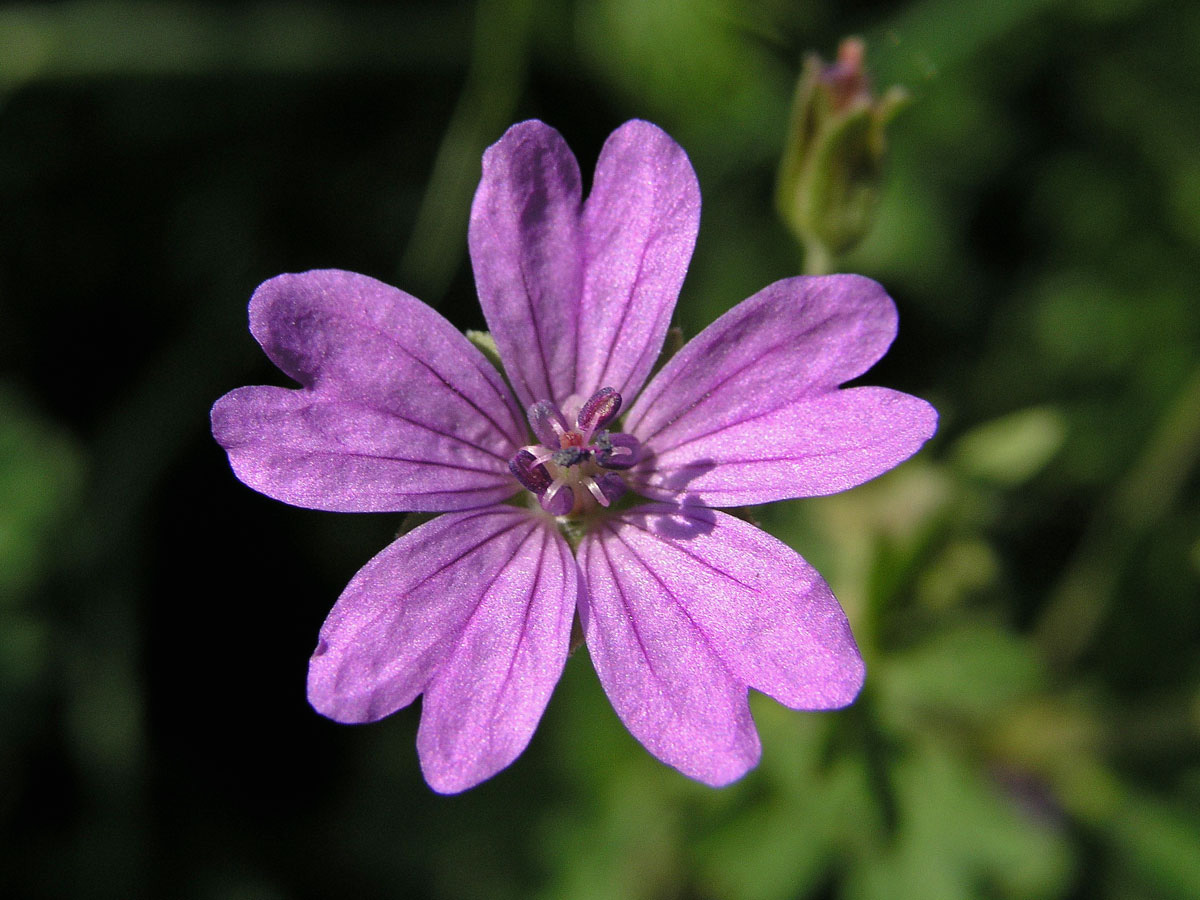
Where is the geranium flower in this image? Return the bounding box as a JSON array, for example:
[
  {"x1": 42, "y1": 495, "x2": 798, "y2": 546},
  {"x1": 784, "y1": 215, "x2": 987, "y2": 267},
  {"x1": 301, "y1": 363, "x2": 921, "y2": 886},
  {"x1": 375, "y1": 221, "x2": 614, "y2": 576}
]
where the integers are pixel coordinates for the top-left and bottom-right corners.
[{"x1": 211, "y1": 120, "x2": 937, "y2": 793}]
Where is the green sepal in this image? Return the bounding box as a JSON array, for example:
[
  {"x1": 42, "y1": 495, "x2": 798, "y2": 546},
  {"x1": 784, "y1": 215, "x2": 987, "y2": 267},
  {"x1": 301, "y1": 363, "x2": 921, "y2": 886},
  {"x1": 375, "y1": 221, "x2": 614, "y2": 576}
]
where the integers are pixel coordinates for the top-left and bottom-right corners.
[{"x1": 466, "y1": 329, "x2": 504, "y2": 374}]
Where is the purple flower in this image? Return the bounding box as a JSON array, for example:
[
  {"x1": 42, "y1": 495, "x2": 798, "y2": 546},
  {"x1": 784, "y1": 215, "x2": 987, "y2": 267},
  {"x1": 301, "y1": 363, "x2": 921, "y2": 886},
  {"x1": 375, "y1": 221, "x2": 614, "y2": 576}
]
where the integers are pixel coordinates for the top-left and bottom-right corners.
[{"x1": 211, "y1": 120, "x2": 937, "y2": 793}]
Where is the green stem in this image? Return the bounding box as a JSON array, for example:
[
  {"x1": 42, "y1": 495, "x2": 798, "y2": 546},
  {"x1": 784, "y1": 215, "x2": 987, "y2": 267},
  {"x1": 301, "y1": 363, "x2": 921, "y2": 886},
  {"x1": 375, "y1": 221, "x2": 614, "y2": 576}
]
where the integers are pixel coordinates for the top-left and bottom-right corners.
[
  {"x1": 0, "y1": 2, "x2": 466, "y2": 89},
  {"x1": 397, "y1": 0, "x2": 532, "y2": 301},
  {"x1": 803, "y1": 239, "x2": 835, "y2": 276},
  {"x1": 1035, "y1": 363, "x2": 1200, "y2": 669}
]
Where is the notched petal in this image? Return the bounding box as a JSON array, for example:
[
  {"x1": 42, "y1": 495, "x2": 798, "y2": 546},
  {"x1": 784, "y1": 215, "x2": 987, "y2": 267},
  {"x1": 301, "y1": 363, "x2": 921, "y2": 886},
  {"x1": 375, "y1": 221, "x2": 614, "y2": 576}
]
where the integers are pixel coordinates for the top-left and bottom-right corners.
[
  {"x1": 217, "y1": 269, "x2": 526, "y2": 513},
  {"x1": 578, "y1": 503, "x2": 864, "y2": 784},
  {"x1": 625, "y1": 275, "x2": 936, "y2": 505},
  {"x1": 306, "y1": 507, "x2": 577, "y2": 793}
]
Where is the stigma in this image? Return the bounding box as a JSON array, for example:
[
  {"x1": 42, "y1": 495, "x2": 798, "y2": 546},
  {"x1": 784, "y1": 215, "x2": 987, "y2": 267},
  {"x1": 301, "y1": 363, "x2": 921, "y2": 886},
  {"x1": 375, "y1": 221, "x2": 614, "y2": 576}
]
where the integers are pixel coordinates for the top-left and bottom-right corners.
[{"x1": 508, "y1": 387, "x2": 641, "y2": 516}]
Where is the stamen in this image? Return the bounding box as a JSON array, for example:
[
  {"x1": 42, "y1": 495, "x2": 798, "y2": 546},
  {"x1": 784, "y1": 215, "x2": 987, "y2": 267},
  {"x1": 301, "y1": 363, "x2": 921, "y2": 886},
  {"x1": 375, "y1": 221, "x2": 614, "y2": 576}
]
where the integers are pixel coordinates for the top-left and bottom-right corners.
[
  {"x1": 594, "y1": 432, "x2": 641, "y2": 470},
  {"x1": 584, "y1": 477, "x2": 609, "y2": 506},
  {"x1": 592, "y1": 472, "x2": 627, "y2": 506},
  {"x1": 576, "y1": 387, "x2": 622, "y2": 438},
  {"x1": 527, "y1": 401, "x2": 569, "y2": 447},
  {"x1": 522, "y1": 445, "x2": 557, "y2": 467},
  {"x1": 509, "y1": 448, "x2": 551, "y2": 493},
  {"x1": 540, "y1": 481, "x2": 574, "y2": 516}
]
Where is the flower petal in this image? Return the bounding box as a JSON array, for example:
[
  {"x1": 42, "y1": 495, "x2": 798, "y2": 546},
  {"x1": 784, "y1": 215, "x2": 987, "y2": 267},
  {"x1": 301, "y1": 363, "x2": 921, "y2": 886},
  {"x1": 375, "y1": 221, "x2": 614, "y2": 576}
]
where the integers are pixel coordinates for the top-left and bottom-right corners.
[
  {"x1": 624, "y1": 275, "x2": 937, "y2": 505},
  {"x1": 630, "y1": 387, "x2": 937, "y2": 506},
  {"x1": 307, "y1": 506, "x2": 577, "y2": 793},
  {"x1": 578, "y1": 502, "x2": 863, "y2": 783},
  {"x1": 211, "y1": 270, "x2": 525, "y2": 512},
  {"x1": 469, "y1": 121, "x2": 584, "y2": 409},
  {"x1": 575, "y1": 120, "x2": 700, "y2": 402},
  {"x1": 578, "y1": 511, "x2": 763, "y2": 786},
  {"x1": 594, "y1": 504, "x2": 863, "y2": 706}
]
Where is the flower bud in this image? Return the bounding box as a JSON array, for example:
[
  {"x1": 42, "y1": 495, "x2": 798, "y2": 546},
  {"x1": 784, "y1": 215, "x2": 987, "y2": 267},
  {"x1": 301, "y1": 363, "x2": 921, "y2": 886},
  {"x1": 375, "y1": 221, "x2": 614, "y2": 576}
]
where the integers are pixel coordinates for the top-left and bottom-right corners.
[{"x1": 775, "y1": 37, "x2": 908, "y2": 271}]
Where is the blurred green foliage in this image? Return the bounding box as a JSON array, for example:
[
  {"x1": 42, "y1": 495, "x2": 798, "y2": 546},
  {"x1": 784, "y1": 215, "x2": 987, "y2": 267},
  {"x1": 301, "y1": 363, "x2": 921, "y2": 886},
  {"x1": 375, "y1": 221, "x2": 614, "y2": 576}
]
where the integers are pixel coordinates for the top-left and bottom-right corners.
[{"x1": 2, "y1": 1, "x2": 1198, "y2": 898}]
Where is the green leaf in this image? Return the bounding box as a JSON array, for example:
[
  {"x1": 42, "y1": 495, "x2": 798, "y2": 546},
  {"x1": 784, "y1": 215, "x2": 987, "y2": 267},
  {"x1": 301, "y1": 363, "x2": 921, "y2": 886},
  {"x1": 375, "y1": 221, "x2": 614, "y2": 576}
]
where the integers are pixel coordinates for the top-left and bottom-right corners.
[
  {"x1": 880, "y1": 623, "x2": 1044, "y2": 724},
  {"x1": 952, "y1": 406, "x2": 1067, "y2": 485},
  {"x1": 1103, "y1": 789, "x2": 1200, "y2": 898},
  {"x1": 845, "y1": 741, "x2": 1072, "y2": 900},
  {"x1": 0, "y1": 383, "x2": 85, "y2": 599}
]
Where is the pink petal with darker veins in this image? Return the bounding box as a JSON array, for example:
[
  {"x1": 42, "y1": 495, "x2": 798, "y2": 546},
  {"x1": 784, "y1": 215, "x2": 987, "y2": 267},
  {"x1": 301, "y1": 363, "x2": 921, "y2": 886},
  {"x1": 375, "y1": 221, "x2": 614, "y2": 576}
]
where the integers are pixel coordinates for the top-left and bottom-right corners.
[
  {"x1": 212, "y1": 270, "x2": 525, "y2": 512},
  {"x1": 469, "y1": 122, "x2": 585, "y2": 410},
  {"x1": 624, "y1": 275, "x2": 937, "y2": 506},
  {"x1": 469, "y1": 120, "x2": 699, "y2": 410},
  {"x1": 578, "y1": 503, "x2": 864, "y2": 786},
  {"x1": 575, "y1": 120, "x2": 700, "y2": 403},
  {"x1": 307, "y1": 506, "x2": 577, "y2": 793}
]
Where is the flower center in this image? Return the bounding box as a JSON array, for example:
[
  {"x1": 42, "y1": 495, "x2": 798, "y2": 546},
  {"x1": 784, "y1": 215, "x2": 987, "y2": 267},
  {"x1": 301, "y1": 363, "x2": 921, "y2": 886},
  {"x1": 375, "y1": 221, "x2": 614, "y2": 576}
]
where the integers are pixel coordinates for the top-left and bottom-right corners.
[{"x1": 508, "y1": 387, "x2": 641, "y2": 516}]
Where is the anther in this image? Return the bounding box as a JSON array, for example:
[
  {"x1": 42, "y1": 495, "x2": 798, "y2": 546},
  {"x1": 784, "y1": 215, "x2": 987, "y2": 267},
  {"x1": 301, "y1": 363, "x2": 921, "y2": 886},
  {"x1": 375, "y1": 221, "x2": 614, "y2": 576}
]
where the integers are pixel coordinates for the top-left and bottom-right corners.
[
  {"x1": 540, "y1": 482, "x2": 574, "y2": 516},
  {"x1": 527, "y1": 401, "x2": 569, "y2": 448},
  {"x1": 594, "y1": 432, "x2": 641, "y2": 470},
  {"x1": 552, "y1": 447, "x2": 589, "y2": 468},
  {"x1": 509, "y1": 449, "x2": 551, "y2": 494},
  {"x1": 576, "y1": 387, "x2": 622, "y2": 437},
  {"x1": 587, "y1": 473, "x2": 626, "y2": 507}
]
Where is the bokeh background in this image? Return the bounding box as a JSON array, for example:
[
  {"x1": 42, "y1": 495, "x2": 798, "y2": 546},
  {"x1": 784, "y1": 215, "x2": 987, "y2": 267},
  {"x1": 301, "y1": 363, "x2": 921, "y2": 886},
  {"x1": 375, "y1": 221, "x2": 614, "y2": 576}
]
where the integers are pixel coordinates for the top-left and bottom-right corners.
[{"x1": 3, "y1": 0, "x2": 1199, "y2": 898}]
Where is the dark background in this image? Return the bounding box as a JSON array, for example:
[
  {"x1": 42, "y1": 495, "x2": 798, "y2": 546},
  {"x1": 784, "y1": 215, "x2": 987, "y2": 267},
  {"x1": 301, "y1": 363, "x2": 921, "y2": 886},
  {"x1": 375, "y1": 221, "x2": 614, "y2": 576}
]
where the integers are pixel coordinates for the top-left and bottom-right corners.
[{"x1": 3, "y1": 1, "x2": 1198, "y2": 898}]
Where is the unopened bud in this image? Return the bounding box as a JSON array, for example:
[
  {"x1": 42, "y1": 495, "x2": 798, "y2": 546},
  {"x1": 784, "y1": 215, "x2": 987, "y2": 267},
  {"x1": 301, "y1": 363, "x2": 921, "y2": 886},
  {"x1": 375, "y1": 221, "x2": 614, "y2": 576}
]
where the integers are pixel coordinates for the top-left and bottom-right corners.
[{"x1": 776, "y1": 37, "x2": 908, "y2": 271}]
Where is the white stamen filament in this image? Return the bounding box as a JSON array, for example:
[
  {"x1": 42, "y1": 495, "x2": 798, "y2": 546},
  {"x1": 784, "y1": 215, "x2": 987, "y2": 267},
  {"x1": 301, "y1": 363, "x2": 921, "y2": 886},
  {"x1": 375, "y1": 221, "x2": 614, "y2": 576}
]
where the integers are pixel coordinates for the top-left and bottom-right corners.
[
  {"x1": 585, "y1": 477, "x2": 610, "y2": 507},
  {"x1": 543, "y1": 479, "x2": 567, "y2": 507},
  {"x1": 523, "y1": 445, "x2": 557, "y2": 467}
]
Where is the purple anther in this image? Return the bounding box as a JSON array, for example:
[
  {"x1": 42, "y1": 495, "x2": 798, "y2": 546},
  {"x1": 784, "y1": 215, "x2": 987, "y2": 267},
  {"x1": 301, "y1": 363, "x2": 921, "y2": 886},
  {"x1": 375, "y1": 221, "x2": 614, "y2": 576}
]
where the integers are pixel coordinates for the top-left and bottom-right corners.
[
  {"x1": 576, "y1": 387, "x2": 622, "y2": 435},
  {"x1": 527, "y1": 400, "x2": 569, "y2": 447},
  {"x1": 589, "y1": 472, "x2": 627, "y2": 507},
  {"x1": 508, "y1": 448, "x2": 551, "y2": 494},
  {"x1": 594, "y1": 432, "x2": 641, "y2": 470},
  {"x1": 540, "y1": 483, "x2": 574, "y2": 516}
]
